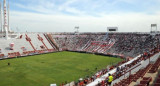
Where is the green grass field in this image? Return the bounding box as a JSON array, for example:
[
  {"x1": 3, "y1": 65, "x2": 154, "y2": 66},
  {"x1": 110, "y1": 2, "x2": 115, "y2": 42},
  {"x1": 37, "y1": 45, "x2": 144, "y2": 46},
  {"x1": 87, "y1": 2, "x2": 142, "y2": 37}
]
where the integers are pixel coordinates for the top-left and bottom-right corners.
[{"x1": 0, "y1": 51, "x2": 122, "y2": 86}]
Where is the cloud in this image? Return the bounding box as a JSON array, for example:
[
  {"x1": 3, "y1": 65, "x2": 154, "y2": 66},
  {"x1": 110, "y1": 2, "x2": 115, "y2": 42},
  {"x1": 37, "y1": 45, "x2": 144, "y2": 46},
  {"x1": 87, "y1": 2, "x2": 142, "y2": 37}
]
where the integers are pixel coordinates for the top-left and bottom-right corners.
[
  {"x1": 9, "y1": 11, "x2": 160, "y2": 32},
  {"x1": 6, "y1": 0, "x2": 160, "y2": 32},
  {"x1": 11, "y1": 0, "x2": 160, "y2": 16},
  {"x1": 12, "y1": 0, "x2": 83, "y2": 15},
  {"x1": 13, "y1": 1, "x2": 57, "y2": 14}
]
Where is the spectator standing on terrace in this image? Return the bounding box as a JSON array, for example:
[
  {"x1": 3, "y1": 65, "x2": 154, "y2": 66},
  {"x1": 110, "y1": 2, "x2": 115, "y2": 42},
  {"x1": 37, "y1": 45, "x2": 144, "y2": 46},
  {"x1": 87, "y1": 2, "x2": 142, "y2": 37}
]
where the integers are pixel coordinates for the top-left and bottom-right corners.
[
  {"x1": 107, "y1": 73, "x2": 113, "y2": 86},
  {"x1": 116, "y1": 66, "x2": 120, "y2": 78},
  {"x1": 116, "y1": 66, "x2": 120, "y2": 72}
]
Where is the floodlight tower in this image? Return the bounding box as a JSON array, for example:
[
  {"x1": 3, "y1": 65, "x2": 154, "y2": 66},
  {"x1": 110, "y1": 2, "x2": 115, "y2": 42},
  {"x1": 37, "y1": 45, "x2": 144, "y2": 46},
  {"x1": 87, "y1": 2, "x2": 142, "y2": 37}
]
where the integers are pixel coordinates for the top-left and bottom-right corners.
[
  {"x1": 150, "y1": 24, "x2": 157, "y2": 36},
  {"x1": 2, "y1": 0, "x2": 9, "y2": 39},
  {"x1": 75, "y1": 26, "x2": 79, "y2": 35},
  {"x1": 7, "y1": 0, "x2": 10, "y2": 32},
  {"x1": 0, "y1": 2, "x2": 3, "y2": 32}
]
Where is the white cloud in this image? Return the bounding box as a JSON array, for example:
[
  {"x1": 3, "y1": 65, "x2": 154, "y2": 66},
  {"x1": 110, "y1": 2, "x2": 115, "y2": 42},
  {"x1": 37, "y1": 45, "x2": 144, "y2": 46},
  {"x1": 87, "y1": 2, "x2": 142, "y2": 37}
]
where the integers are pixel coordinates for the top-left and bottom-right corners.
[
  {"x1": 9, "y1": 11, "x2": 160, "y2": 32},
  {"x1": 12, "y1": 0, "x2": 160, "y2": 15},
  {"x1": 13, "y1": 3, "x2": 56, "y2": 14},
  {"x1": 8, "y1": 0, "x2": 160, "y2": 32}
]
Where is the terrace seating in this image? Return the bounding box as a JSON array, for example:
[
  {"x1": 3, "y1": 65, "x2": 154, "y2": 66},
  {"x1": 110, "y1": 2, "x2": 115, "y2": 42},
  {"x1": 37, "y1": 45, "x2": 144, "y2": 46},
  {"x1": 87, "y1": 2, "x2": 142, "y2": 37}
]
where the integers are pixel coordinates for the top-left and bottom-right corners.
[
  {"x1": 25, "y1": 36, "x2": 31, "y2": 41},
  {"x1": 113, "y1": 64, "x2": 152, "y2": 86},
  {"x1": 42, "y1": 34, "x2": 56, "y2": 49},
  {"x1": 0, "y1": 54, "x2": 4, "y2": 58},
  {"x1": 50, "y1": 33, "x2": 160, "y2": 58},
  {"x1": 0, "y1": 32, "x2": 159, "y2": 59},
  {"x1": 46, "y1": 34, "x2": 59, "y2": 50},
  {"x1": 156, "y1": 78, "x2": 160, "y2": 83},
  {"x1": 37, "y1": 50, "x2": 46, "y2": 54},
  {"x1": 8, "y1": 52, "x2": 21, "y2": 58},
  {"x1": 142, "y1": 77, "x2": 152, "y2": 82},
  {"x1": 137, "y1": 84, "x2": 148, "y2": 86},
  {"x1": 22, "y1": 49, "x2": 55, "y2": 56},
  {"x1": 38, "y1": 35, "x2": 43, "y2": 41},
  {"x1": 136, "y1": 77, "x2": 152, "y2": 86},
  {"x1": 48, "y1": 49, "x2": 55, "y2": 52},
  {"x1": 1, "y1": 32, "x2": 160, "y2": 86},
  {"x1": 153, "y1": 73, "x2": 160, "y2": 86},
  {"x1": 148, "y1": 58, "x2": 160, "y2": 73},
  {"x1": 23, "y1": 51, "x2": 35, "y2": 55},
  {"x1": 154, "y1": 83, "x2": 160, "y2": 86},
  {"x1": 38, "y1": 34, "x2": 49, "y2": 50}
]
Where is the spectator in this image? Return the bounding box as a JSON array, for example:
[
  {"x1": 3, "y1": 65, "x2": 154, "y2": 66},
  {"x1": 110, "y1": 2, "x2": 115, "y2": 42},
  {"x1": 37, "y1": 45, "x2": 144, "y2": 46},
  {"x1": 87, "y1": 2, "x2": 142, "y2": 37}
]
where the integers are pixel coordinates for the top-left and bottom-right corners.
[{"x1": 107, "y1": 73, "x2": 113, "y2": 86}]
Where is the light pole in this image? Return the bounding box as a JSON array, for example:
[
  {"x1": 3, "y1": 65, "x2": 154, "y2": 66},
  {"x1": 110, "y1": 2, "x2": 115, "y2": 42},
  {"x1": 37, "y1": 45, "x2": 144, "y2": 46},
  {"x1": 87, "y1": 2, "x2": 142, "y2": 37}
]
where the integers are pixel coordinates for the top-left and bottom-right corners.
[{"x1": 75, "y1": 26, "x2": 79, "y2": 34}]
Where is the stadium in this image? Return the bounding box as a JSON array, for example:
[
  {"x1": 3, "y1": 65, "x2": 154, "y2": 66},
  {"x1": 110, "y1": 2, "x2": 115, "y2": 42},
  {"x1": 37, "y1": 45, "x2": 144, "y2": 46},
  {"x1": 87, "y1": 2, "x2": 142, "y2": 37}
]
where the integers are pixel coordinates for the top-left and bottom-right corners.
[{"x1": 0, "y1": 0, "x2": 160, "y2": 86}]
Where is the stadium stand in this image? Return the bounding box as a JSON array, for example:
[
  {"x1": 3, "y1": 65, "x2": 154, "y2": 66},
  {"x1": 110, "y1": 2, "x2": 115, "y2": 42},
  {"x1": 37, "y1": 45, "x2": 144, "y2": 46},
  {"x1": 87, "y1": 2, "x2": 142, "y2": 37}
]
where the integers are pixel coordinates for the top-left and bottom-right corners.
[
  {"x1": 0, "y1": 34, "x2": 34, "y2": 56},
  {"x1": 27, "y1": 33, "x2": 44, "y2": 50},
  {"x1": 0, "y1": 33, "x2": 59, "y2": 58},
  {"x1": 45, "y1": 34, "x2": 59, "y2": 50},
  {"x1": 86, "y1": 45, "x2": 160, "y2": 86},
  {"x1": 8, "y1": 52, "x2": 21, "y2": 58},
  {"x1": 153, "y1": 72, "x2": 160, "y2": 86},
  {"x1": 39, "y1": 34, "x2": 53, "y2": 49},
  {"x1": 148, "y1": 58, "x2": 160, "y2": 73},
  {"x1": 1, "y1": 32, "x2": 160, "y2": 86},
  {"x1": 0, "y1": 54, "x2": 4, "y2": 59},
  {"x1": 50, "y1": 33, "x2": 160, "y2": 58}
]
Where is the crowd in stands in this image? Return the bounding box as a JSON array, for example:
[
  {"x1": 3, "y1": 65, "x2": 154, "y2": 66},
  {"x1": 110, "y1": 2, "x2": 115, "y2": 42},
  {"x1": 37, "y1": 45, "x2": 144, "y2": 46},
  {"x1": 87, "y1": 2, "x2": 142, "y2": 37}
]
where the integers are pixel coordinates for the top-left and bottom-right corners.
[
  {"x1": 1, "y1": 32, "x2": 160, "y2": 86},
  {"x1": 1, "y1": 32, "x2": 160, "y2": 59},
  {"x1": 51, "y1": 33, "x2": 160, "y2": 58},
  {"x1": 112, "y1": 33, "x2": 160, "y2": 57}
]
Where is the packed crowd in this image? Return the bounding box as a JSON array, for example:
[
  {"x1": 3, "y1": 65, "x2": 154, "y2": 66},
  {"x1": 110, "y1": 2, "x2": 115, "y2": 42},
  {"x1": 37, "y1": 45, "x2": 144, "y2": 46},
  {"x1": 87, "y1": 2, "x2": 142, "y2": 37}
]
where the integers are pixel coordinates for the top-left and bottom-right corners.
[
  {"x1": 111, "y1": 33, "x2": 160, "y2": 57},
  {"x1": 51, "y1": 33, "x2": 160, "y2": 57}
]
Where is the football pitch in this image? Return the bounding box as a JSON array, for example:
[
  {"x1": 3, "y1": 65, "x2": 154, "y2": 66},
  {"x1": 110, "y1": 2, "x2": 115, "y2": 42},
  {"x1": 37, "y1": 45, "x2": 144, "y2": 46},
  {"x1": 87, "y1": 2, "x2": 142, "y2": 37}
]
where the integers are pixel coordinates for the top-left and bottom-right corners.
[{"x1": 0, "y1": 51, "x2": 122, "y2": 86}]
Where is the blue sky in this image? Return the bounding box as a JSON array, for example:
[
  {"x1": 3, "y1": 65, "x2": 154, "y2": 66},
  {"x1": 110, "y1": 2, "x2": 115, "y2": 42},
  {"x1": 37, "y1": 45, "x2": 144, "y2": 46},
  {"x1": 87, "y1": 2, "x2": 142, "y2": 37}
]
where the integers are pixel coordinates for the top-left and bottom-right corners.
[
  {"x1": 4, "y1": 0, "x2": 160, "y2": 32},
  {"x1": 10, "y1": 0, "x2": 160, "y2": 15}
]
